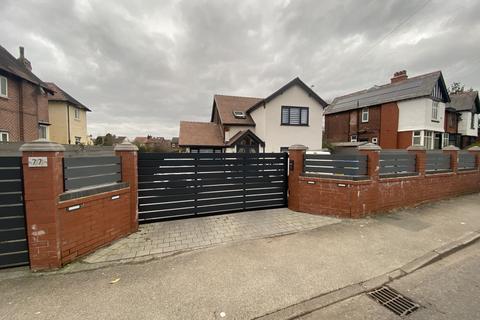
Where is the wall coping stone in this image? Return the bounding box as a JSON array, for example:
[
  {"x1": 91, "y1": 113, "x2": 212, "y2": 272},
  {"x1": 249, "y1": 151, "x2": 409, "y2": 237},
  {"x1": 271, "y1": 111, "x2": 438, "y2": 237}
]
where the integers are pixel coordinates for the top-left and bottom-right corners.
[
  {"x1": 467, "y1": 146, "x2": 480, "y2": 151},
  {"x1": 442, "y1": 145, "x2": 460, "y2": 151},
  {"x1": 358, "y1": 143, "x2": 381, "y2": 151},
  {"x1": 114, "y1": 141, "x2": 139, "y2": 151},
  {"x1": 19, "y1": 139, "x2": 66, "y2": 152},
  {"x1": 406, "y1": 145, "x2": 426, "y2": 151},
  {"x1": 288, "y1": 144, "x2": 308, "y2": 151}
]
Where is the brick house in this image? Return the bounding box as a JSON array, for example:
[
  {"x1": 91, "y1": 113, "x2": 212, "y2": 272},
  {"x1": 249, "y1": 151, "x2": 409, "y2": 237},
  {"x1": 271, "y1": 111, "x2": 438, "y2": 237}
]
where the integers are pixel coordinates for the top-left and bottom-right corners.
[
  {"x1": 0, "y1": 46, "x2": 53, "y2": 142},
  {"x1": 325, "y1": 70, "x2": 452, "y2": 149},
  {"x1": 179, "y1": 77, "x2": 327, "y2": 153}
]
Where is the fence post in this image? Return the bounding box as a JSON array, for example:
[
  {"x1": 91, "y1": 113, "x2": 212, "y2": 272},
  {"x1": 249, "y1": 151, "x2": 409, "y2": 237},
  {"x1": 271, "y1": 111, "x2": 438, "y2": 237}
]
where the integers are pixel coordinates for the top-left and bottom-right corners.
[
  {"x1": 407, "y1": 145, "x2": 427, "y2": 176},
  {"x1": 288, "y1": 144, "x2": 307, "y2": 212},
  {"x1": 358, "y1": 143, "x2": 381, "y2": 180},
  {"x1": 468, "y1": 146, "x2": 480, "y2": 170},
  {"x1": 19, "y1": 139, "x2": 65, "y2": 271},
  {"x1": 114, "y1": 142, "x2": 139, "y2": 233},
  {"x1": 442, "y1": 145, "x2": 459, "y2": 173}
]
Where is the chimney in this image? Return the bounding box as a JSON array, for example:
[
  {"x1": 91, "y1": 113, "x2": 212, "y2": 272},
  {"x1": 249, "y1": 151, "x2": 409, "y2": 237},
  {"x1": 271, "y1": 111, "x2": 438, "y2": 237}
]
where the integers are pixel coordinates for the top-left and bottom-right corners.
[
  {"x1": 391, "y1": 70, "x2": 408, "y2": 84},
  {"x1": 18, "y1": 46, "x2": 32, "y2": 71}
]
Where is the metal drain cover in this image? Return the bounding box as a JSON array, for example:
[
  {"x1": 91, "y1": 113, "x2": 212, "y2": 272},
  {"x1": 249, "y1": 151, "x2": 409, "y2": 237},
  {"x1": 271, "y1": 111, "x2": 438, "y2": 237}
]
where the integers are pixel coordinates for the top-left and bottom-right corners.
[{"x1": 367, "y1": 286, "x2": 420, "y2": 317}]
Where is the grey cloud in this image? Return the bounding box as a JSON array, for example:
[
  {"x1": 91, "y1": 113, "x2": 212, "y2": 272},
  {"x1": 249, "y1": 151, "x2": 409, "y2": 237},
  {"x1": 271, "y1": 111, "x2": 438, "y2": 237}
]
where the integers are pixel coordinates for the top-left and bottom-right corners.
[{"x1": 1, "y1": 0, "x2": 479, "y2": 138}]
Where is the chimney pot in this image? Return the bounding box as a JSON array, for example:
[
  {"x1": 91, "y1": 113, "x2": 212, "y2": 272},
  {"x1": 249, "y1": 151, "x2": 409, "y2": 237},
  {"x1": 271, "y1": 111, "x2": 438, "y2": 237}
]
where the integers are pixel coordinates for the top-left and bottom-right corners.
[
  {"x1": 391, "y1": 70, "x2": 408, "y2": 84},
  {"x1": 19, "y1": 46, "x2": 25, "y2": 58}
]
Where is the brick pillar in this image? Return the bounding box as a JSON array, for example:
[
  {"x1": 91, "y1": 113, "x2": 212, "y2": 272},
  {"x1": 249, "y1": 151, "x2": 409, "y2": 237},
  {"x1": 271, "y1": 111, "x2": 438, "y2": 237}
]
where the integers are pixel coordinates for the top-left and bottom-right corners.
[
  {"x1": 443, "y1": 145, "x2": 459, "y2": 173},
  {"x1": 468, "y1": 146, "x2": 480, "y2": 170},
  {"x1": 407, "y1": 145, "x2": 427, "y2": 176},
  {"x1": 19, "y1": 139, "x2": 65, "y2": 271},
  {"x1": 288, "y1": 144, "x2": 307, "y2": 212},
  {"x1": 115, "y1": 142, "x2": 139, "y2": 233},
  {"x1": 358, "y1": 143, "x2": 382, "y2": 180}
]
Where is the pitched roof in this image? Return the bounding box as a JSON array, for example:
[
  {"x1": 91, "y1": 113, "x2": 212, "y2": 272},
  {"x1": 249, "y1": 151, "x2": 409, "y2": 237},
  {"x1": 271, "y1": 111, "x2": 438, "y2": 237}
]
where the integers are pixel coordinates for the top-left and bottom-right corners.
[
  {"x1": 325, "y1": 71, "x2": 449, "y2": 115},
  {"x1": 226, "y1": 129, "x2": 264, "y2": 147},
  {"x1": 179, "y1": 121, "x2": 225, "y2": 147},
  {"x1": 248, "y1": 77, "x2": 328, "y2": 112},
  {"x1": 212, "y1": 94, "x2": 262, "y2": 125},
  {"x1": 0, "y1": 45, "x2": 51, "y2": 91},
  {"x1": 45, "y1": 82, "x2": 91, "y2": 111},
  {"x1": 448, "y1": 91, "x2": 480, "y2": 113}
]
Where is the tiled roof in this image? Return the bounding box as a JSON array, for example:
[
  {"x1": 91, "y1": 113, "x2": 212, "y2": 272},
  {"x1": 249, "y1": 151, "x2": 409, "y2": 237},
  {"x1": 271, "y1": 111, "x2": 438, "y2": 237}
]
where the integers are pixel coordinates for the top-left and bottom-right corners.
[
  {"x1": 46, "y1": 82, "x2": 91, "y2": 111},
  {"x1": 179, "y1": 121, "x2": 225, "y2": 147},
  {"x1": 213, "y1": 94, "x2": 262, "y2": 125},
  {"x1": 448, "y1": 91, "x2": 480, "y2": 113},
  {"x1": 0, "y1": 45, "x2": 51, "y2": 91},
  {"x1": 325, "y1": 71, "x2": 448, "y2": 115}
]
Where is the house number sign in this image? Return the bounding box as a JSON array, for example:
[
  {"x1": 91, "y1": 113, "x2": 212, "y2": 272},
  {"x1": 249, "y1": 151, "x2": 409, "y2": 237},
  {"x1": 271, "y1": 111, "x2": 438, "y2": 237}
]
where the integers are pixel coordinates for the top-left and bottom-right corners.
[{"x1": 28, "y1": 157, "x2": 48, "y2": 168}]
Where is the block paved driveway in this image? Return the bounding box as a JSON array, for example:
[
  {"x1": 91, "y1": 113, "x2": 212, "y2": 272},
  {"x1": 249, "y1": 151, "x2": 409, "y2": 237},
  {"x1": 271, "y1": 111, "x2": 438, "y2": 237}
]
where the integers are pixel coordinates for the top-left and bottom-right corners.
[{"x1": 83, "y1": 208, "x2": 339, "y2": 264}]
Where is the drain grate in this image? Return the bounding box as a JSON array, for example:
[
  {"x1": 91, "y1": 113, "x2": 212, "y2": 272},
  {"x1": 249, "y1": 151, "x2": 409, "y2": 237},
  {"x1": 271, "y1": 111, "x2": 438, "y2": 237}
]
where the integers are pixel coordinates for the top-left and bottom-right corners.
[{"x1": 367, "y1": 286, "x2": 420, "y2": 317}]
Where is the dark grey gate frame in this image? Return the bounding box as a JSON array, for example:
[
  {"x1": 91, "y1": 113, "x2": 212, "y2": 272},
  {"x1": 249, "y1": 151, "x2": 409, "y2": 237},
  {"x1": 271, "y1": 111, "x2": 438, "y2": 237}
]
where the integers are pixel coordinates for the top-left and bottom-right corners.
[
  {"x1": 137, "y1": 152, "x2": 288, "y2": 222},
  {"x1": 0, "y1": 156, "x2": 29, "y2": 269}
]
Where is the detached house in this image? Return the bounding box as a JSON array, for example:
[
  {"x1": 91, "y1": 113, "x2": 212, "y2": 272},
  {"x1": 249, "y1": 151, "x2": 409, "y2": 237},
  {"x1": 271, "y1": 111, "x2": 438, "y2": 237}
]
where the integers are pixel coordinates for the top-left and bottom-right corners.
[
  {"x1": 179, "y1": 77, "x2": 327, "y2": 153},
  {"x1": 46, "y1": 82, "x2": 91, "y2": 145},
  {"x1": 448, "y1": 91, "x2": 479, "y2": 148},
  {"x1": 0, "y1": 46, "x2": 53, "y2": 142},
  {"x1": 325, "y1": 70, "x2": 452, "y2": 149}
]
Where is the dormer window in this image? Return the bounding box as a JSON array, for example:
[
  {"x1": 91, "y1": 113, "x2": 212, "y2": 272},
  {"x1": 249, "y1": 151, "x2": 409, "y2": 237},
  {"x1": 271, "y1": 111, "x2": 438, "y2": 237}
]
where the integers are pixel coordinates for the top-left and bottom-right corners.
[{"x1": 233, "y1": 111, "x2": 246, "y2": 119}]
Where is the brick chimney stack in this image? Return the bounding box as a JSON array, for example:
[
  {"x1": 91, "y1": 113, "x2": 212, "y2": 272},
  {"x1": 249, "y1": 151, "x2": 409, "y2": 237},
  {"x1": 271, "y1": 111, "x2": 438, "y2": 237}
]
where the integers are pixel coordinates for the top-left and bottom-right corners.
[
  {"x1": 391, "y1": 70, "x2": 408, "y2": 84},
  {"x1": 18, "y1": 46, "x2": 32, "y2": 71}
]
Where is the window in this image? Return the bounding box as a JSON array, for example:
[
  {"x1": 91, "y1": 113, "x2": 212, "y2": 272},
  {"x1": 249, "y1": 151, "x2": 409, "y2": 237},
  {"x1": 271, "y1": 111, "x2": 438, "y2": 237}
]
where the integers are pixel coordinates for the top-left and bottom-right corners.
[
  {"x1": 281, "y1": 106, "x2": 309, "y2": 126},
  {"x1": 74, "y1": 108, "x2": 80, "y2": 120},
  {"x1": 412, "y1": 131, "x2": 422, "y2": 146},
  {"x1": 38, "y1": 125, "x2": 48, "y2": 139},
  {"x1": 431, "y1": 102, "x2": 439, "y2": 120},
  {"x1": 232, "y1": 111, "x2": 246, "y2": 119},
  {"x1": 280, "y1": 147, "x2": 289, "y2": 153},
  {"x1": 424, "y1": 131, "x2": 433, "y2": 150},
  {"x1": 0, "y1": 76, "x2": 7, "y2": 97},
  {"x1": 190, "y1": 148, "x2": 223, "y2": 153},
  {"x1": 75, "y1": 136, "x2": 81, "y2": 145},
  {"x1": 0, "y1": 131, "x2": 9, "y2": 142},
  {"x1": 442, "y1": 133, "x2": 449, "y2": 148},
  {"x1": 350, "y1": 135, "x2": 358, "y2": 142},
  {"x1": 361, "y1": 108, "x2": 369, "y2": 123},
  {"x1": 471, "y1": 113, "x2": 475, "y2": 130}
]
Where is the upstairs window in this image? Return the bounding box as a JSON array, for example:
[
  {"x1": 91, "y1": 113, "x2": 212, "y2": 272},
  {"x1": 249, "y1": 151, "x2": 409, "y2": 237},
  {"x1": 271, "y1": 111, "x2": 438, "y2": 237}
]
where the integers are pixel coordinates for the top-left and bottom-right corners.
[
  {"x1": 471, "y1": 113, "x2": 475, "y2": 129},
  {"x1": 74, "y1": 108, "x2": 81, "y2": 120},
  {"x1": 281, "y1": 106, "x2": 309, "y2": 126},
  {"x1": 38, "y1": 125, "x2": 48, "y2": 139},
  {"x1": 233, "y1": 111, "x2": 246, "y2": 119},
  {"x1": 361, "y1": 107, "x2": 369, "y2": 123},
  {"x1": 0, "y1": 76, "x2": 7, "y2": 97},
  {"x1": 0, "y1": 131, "x2": 9, "y2": 142},
  {"x1": 432, "y1": 102, "x2": 439, "y2": 120}
]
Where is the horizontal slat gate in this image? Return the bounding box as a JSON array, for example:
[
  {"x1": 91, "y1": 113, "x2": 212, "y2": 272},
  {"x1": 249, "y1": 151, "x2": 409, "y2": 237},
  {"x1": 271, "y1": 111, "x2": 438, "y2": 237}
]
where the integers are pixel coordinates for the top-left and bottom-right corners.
[
  {"x1": 138, "y1": 153, "x2": 288, "y2": 222},
  {"x1": 63, "y1": 156, "x2": 121, "y2": 191},
  {"x1": 0, "y1": 157, "x2": 29, "y2": 269}
]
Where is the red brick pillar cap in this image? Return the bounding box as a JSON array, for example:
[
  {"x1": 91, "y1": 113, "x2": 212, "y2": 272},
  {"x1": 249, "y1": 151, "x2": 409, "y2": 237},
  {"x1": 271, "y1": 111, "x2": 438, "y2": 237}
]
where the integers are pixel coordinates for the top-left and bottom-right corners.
[
  {"x1": 442, "y1": 145, "x2": 460, "y2": 151},
  {"x1": 288, "y1": 144, "x2": 308, "y2": 151},
  {"x1": 19, "y1": 139, "x2": 65, "y2": 152},
  {"x1": 406, "y1": 145, "x2": 426, "y2": 151},
  {"x1": 114, "y1": 141, "x2": 138, "y2": 151},
  {"x1": 358, "y1": 143, "x2": 381, "y2": 151},
  {"x1": 468, "y1": 146, "x2": 480, "y2": 151}
]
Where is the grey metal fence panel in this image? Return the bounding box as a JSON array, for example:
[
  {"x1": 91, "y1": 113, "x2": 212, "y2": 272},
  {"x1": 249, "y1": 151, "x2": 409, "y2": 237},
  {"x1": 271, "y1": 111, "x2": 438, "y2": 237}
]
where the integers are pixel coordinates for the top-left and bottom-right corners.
[
  {"x1": 63, "y1": 156, "x2": 122, "y2": 191},
  {"x1": 426, "y1": 153, "x2": 451, "y2": 173},
  {"x1": 137, "y1": 152, "x2": 288, "y2": 222},
  {"x1": 303, "y1": 154, "x2": 368, "y2": 179},
  {"x1": 458, "y1": 153, "x2": 476, "y2": 171},
  {"x1": 379, "y1": 152, "x2": 417, "y2": 177},
  {"x1": 0, "y1": 157, "x2": 29, "y2": 269}
]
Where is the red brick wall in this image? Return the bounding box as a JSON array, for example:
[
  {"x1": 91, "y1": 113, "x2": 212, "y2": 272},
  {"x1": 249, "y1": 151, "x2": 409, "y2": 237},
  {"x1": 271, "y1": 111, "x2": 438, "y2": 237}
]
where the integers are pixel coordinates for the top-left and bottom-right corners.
[
  {"x1": 325, "y1": 106, "x2": 381, "y2": 143},
  {"x1": 0, "y1": 72, "x2": 48, "y2": 142},
  {"x1": 357, "y1": 106, "x2": 381, "y2": 142},
  {"x1": 397, "y1": 131, "x2": 413, "y2": 149},
  {"x1": 325, "y1": 112, "x2": 350, "y2": 143},
  {"x1": 379, "y1": 102, "x2": 399, "y2": 148},
  {"x1": 58, "y1": 188, "x2": 131, "y2": 264}
]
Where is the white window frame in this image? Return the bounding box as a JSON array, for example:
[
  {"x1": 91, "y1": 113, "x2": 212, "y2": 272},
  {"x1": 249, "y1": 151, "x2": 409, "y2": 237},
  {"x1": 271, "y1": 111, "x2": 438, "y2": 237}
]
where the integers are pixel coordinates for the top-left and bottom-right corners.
[
  {"x1": 361, "y1": 107, "x2": 369, "y2": 123},
  {"x1": 75, "y1": 136, "x2": 82, "y2": 145},
  {"x1": 412, "y1": 130, "x2": 422, "y2": 146},
  {"x1": 0, "y1": 76, "x2": 8, "y2": 98},
  {"x1": 38, "y1": 125, "x2": 48, "y2": 139},
  {"x1": 442, "y1": 133, "x2": 449, "y2": 148},
  {"x1": 74, "y1": 108, "x2": 81, "y2": 120},
  {"x1": 424, "y1": 130, "x2": 434, "y2": 150},
  {"x1": 431, "y1": 102, "x2": 439, "y2": 120},
  {"x1": 0, "y1": 131, "x2": 9, "y2": 142},
  {"x1": 350, "y1": 134, "x2": 358, "y2": 142}
]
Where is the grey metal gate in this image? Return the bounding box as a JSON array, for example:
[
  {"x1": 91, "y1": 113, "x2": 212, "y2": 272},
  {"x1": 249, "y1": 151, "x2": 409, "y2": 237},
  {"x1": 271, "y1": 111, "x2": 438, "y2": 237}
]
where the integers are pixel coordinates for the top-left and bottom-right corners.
[
  {"x1": 0, "y1": 157, "x2": 29, "y2": 268},
  {"x1": 138, "y1": 153, "x2": 288, "y2": 222}
]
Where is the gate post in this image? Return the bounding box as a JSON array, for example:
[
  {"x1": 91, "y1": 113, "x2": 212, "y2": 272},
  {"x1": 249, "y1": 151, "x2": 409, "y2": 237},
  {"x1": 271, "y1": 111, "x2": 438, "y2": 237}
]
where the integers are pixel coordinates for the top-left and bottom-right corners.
[
  {"x1": 467, "y1": 146, "x2": 480, "y2": 170},
  {"x1": 288, "y1": 144, "x2": 307, "y2": 212},
  {"x1": 407, "y1": 145, "x2": 427, "y2": 176},
  {"x1": 20, "y1": 139, "x2": 65, "y2": 271},
  {"x1": 442, "y1": 145, "x2": 459, "y2": 173},
  {"x1": 115, "y1": 142, "x2": 139, "y2": 232},
  {"x1": 358, "y1": 143, "x2": 382, "y2": 180}
]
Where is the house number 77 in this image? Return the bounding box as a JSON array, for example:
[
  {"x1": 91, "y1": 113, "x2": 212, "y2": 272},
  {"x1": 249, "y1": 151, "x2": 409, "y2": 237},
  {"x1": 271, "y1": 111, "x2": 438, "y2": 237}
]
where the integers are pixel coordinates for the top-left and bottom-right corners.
[{"x1": 28, "y1": 157, "x2": 48, "y2": 168}]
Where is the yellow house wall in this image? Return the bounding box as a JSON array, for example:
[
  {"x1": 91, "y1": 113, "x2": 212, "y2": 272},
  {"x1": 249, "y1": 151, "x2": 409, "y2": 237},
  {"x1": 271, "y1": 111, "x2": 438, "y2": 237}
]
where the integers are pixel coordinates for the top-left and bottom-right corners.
[{"x1": 48, "y1": 101, "x2": 89, "y2": 144}]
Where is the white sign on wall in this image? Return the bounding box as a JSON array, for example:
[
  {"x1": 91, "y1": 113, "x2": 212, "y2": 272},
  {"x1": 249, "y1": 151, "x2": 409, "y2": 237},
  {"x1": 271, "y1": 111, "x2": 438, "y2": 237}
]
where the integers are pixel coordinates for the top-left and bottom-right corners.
[{"x1": 28, "y1": 157, "x2": 48, "y2": 168}]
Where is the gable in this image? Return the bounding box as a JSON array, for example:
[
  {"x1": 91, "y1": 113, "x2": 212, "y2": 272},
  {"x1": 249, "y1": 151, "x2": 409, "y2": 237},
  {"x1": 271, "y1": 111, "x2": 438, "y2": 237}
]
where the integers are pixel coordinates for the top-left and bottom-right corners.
[
  {"x1": 430, "y1": 75, "x2": 450, "y2": 103},
  {"x1": 210, "y1": 95, "x2": 261, "y2": 126}
]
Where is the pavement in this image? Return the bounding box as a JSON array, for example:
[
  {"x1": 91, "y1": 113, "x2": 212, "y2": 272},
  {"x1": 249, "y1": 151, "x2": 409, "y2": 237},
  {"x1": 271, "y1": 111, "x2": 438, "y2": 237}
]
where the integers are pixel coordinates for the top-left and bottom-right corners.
[
  {"x1": 83, "y1": 208, "x2": 340, "y2": 264},
  {"x1": 298, "y1": 240, "x2": 480, "y2": 319},
  {"x1": 0, "y1": 193, "x2": 479, "y2": 320}
]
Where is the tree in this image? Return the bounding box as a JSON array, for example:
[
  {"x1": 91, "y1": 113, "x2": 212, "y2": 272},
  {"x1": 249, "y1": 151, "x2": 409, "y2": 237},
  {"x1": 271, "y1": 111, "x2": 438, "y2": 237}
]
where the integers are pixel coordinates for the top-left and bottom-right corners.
[{"x1": 448, "y1": 82, "x2": 474, "y2": 94}]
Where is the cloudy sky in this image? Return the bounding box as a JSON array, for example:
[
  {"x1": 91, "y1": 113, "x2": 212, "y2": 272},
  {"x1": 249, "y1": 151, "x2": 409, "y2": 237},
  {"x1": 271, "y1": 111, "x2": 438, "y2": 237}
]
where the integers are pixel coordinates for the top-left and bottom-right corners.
[{"x1": 2, "y1": 0, "x2": 479, "y2": 139}]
